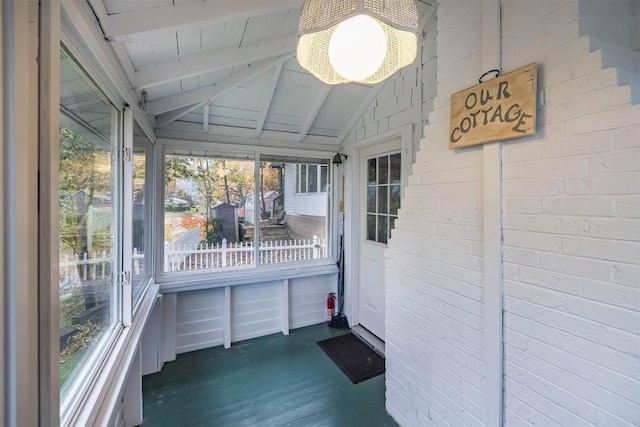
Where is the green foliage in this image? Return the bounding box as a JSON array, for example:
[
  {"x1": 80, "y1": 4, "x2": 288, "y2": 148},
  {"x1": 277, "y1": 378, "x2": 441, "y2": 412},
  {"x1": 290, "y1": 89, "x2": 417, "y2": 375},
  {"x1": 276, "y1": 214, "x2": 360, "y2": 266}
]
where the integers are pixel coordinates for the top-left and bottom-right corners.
[
  {"x1": 59, "y1": 126, "x2": 112, "y2": 255},
  {"x1": 204, "y1": 217, "x2": 224, "y2": 244},
  {"x1": 59, "y1": 292, "x2": 85, "y2": 331},
  {"x1": 61, "y1": 319, "x2": 103, "y2": 356}
]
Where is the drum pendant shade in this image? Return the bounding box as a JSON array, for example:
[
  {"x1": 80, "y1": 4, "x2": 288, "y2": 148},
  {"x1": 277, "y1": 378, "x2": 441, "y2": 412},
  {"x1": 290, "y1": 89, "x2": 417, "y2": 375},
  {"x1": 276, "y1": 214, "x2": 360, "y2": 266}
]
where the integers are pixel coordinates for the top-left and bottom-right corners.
[{"x1": 297, "y1": 0, "x2": 419, "y2": 85}]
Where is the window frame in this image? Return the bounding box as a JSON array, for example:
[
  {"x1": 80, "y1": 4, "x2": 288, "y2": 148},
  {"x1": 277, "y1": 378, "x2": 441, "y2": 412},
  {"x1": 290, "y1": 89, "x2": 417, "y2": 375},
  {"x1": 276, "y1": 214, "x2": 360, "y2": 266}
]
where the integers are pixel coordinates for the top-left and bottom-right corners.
[
  {"x1": 156, "y1": 141, "x2": 336, "y2": 287},
  {"x1": 131, "y1": 124, "x2": 154, "y2": 312},
  {"x1": 57, "y1": 34, "x2": 155, "y2": 425},
  {"x1": 58, "y1": 42, "x2": 124, "y2": 420}
]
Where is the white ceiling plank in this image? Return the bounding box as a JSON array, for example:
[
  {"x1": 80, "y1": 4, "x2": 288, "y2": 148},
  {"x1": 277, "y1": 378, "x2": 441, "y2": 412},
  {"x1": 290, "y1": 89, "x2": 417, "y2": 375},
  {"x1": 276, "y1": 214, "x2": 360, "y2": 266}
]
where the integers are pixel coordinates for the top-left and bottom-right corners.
[
  {"x1": 156, "y1": 102, "x2": 207, "y2": 128},
  {"x1": 255, "y1": 62, "x2": 285, "y2": 137},
  {"x1": 111, "y1": 41, "x2": 136, "y2": 84},
  {"x1": 203, "y1": 103, "x2": 210, "y2": 133},
  {"x1": 106, "y1": 0, "x2": 303, "y2": 40},
  {"x1": 135, "y1": 35, "x2": 296, "y2": 89},
  {"x1": 149, "y1": 54, "x2": 294, "y2": 115},
  {"x1": 297, "y1": 84, "x2": 331, "y2": 141},
  {"x1": 336, "y1": 82, "x2": 388, "y2": 145}
]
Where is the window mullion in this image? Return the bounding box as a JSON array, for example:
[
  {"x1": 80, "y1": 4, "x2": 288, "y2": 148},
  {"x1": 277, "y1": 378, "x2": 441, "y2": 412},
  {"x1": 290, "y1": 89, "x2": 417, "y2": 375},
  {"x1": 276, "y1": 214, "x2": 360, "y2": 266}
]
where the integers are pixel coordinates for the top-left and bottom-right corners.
[
  {"x1": 121, "y1": 107, "x2": 133, "y2": 326},
  {"x1": 254, "y1": 153, "x2": 261, "y2": 264}
]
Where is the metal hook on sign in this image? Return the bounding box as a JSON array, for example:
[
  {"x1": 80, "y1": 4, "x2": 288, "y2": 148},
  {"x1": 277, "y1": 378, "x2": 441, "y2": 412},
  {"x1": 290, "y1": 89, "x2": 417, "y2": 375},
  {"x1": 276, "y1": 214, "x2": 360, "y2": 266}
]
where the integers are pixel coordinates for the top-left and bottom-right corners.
[{"x1": 479, "y1": 69, "x2": 501, "y2": 84}]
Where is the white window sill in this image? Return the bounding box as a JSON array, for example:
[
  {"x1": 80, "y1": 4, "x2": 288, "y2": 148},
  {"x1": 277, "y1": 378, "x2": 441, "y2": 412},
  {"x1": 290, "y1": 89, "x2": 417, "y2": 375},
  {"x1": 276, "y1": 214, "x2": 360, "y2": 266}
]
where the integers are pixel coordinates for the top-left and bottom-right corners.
[{"x1": 159, "y1": 260, "x2": 338, "y2": 293}]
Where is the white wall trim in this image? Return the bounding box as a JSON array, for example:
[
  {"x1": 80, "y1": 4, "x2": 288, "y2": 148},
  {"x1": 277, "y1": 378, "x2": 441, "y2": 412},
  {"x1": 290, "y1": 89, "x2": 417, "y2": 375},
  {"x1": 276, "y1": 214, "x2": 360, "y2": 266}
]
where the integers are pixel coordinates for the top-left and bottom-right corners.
[
  {"x1": 39, "y1": 0, "x2": 61, "y2": 423},
  {"x1": 1, "y1": 1, "x2": 6, "y2": 423},
  {"x1": 3, "y1": 1, "x2": 40, "y2": 424},
  {"x1": 482, "y1": 0, "x2": 504, "y2": 425}
]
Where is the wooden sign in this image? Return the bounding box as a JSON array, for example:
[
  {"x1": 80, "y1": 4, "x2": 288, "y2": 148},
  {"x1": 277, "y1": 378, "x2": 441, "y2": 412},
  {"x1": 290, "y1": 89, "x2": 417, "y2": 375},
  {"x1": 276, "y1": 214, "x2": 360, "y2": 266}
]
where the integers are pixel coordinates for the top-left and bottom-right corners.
[{"x1": 449, "y1": 63, "x2": 537, "y2": 149}]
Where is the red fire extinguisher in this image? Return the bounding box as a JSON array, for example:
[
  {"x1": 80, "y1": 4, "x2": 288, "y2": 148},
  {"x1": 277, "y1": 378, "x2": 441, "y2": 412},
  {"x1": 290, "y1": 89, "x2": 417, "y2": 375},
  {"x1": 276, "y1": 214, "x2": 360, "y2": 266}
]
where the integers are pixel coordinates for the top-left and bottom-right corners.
[{"x1": 327, "y1": 293, "x2": 336, "y2": 323}]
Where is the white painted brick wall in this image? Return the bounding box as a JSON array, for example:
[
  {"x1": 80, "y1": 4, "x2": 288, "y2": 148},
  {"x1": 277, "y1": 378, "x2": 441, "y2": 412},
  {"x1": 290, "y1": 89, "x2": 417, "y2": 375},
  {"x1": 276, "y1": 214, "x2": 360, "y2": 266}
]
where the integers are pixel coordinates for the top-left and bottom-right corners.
[
  {"x1": 385, "y1": 0, "x2": 486, "y2": 425},
  {"x1": 385, "y1": 0, "x2": 640, "y2": 426},
  {"x1": 501, "y1": 0, "x2": 640, "y2": 424}
]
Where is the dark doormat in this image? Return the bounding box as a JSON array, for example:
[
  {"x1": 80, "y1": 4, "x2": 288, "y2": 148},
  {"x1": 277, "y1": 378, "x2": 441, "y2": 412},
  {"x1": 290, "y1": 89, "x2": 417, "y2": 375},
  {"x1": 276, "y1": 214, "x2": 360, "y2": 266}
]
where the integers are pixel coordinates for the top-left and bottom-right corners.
[{"x1": 317, "y1": 333, "x2": 385, "y2": 384}]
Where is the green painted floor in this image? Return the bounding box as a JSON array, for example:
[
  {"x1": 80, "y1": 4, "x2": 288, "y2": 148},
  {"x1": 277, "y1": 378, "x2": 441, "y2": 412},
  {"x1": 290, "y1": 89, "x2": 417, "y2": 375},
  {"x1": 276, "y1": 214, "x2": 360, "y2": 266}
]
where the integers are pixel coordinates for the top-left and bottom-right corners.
[{"x1": 142, "y1": 324, "x2": 398, "y2": 427}]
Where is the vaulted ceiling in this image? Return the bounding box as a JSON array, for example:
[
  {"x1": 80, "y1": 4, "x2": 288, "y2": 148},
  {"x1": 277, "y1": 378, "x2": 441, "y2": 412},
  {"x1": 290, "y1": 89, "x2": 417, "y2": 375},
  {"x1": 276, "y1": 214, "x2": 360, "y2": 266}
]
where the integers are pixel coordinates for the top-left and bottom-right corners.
[{"x1": 86, "y1": 0, "x2": 431, "y2": 148}]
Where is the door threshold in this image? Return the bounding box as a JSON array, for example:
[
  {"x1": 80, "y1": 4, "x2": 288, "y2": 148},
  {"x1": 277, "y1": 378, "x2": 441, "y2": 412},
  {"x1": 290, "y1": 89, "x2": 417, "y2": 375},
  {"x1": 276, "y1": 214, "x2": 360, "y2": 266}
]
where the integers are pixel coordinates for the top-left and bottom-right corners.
[{"x1": 351, "y1": 325, "x2": 385, "y2": 358}]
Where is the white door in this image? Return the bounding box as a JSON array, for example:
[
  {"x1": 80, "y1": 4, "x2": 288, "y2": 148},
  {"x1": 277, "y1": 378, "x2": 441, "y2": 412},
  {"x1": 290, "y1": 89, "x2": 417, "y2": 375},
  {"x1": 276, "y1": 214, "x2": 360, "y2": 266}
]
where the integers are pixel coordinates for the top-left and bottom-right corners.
[{"x1": 358, "y1": 140, "x2": 402, "y2": 341}]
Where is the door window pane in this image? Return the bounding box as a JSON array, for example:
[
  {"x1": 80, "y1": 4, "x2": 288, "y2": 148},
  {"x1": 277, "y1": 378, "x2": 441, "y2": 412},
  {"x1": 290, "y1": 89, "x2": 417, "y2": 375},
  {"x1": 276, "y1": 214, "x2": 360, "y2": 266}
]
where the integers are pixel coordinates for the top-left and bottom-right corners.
[
  {"x1": 390, "y1": 185, "x2": 401, "y2": 216},
  {"x1": 368, "y1": 159, "x2": 376, "y2": 185},
  {"x1": 367, "y1": 186, "x2": 376, "y2": 213},
  {"x1": 390, "y1": 153, "x2": 401, "y2": 184},
  {"x1": 367, "y1": 215, "x2": 376, "y2": 241},
  {"x1": 58, "y1": 48, "x2": 118, "y2": 397},
  {"x1": 378, "y1": 156, "x2": 388, "y2": 185},
  {"x1": 364, "y1": 152, "x2": 401, "y2": 244},
  {"x1": 377, "y1": 215, "x2": 388, "y2": 244},
  {"x1": 377, "y1": 185, "x2": 388, "y2": 214}
]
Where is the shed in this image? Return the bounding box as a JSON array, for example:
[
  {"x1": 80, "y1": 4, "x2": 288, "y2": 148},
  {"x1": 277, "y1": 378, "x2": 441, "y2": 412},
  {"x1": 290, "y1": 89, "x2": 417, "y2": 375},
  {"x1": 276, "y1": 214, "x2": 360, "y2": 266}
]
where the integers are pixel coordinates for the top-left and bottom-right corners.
[{"x1": 211, "y1": 202, "x2": 239, "y2": 243}]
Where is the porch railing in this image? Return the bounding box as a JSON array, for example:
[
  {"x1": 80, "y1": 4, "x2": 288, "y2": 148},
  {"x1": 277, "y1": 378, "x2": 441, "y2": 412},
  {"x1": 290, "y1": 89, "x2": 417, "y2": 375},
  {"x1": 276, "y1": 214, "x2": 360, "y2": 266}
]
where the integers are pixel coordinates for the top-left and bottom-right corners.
[{"x1": 164, "y1": 236, "x2": 327, "y2": 272}]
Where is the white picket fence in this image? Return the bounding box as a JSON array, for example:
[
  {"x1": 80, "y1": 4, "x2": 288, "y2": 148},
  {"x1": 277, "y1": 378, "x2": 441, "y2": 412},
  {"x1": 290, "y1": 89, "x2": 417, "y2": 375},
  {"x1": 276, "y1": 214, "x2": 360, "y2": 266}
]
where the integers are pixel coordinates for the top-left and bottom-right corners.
[
  {"x1": 59, "y1": 249, "x2": 145, "y2": 295},
  {"x1": 164, "y1": 236, "x2": 327, "y2": 272},
  {"x1": 58, "y1": 236, "x2": 327, "y2": 291}
]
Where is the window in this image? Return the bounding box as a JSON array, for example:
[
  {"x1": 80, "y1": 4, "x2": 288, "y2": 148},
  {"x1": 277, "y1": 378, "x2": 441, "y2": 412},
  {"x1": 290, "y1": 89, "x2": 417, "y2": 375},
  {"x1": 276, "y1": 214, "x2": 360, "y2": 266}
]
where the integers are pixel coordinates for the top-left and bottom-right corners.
[
  {"x1": 57, "y1": 45, "x2": 152, "y2": 420},
  {"x1": 260, "y1": 157, "x2": 329, "y2": 264},
  {"x1": 162, "y1": 151, "x2": 331, "y2": 273},
  {"x1": 163, "y1": 151, "x2": 256, "y2": 272},
  {"x1": 58, "y1": 47, "x2": 120, "y2": 401},
  {"x1": 132, "y1": 122, "x2": 152, "y2": 308},
  {"x1": 295, "y1": 164, "x2": 329, "y2": 194},
  {"x1": 366, "y1": 153, "x2": 401, "y2": 244}
]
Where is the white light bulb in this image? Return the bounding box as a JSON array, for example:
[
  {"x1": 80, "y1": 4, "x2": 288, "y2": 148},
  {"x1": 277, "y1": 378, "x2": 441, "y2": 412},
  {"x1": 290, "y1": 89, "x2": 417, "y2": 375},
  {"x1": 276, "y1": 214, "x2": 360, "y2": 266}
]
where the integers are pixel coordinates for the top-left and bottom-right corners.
[{"x1": 328, "y1": 15, "x2": 387, "y2": 82}]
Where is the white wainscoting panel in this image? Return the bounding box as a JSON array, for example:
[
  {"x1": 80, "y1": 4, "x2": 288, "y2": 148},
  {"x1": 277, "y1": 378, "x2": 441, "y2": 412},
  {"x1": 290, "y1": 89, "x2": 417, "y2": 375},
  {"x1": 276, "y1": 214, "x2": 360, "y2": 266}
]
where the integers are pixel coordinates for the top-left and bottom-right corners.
[
  {"x1": 176, "y1": 288, "x2": 225, "y2": 354},
  {"x1": 231, "y1": 281, "x2": 282, "y2": 342},
  {"x1": 289, "y1": 274, "x2": 334, "y2": 329}
]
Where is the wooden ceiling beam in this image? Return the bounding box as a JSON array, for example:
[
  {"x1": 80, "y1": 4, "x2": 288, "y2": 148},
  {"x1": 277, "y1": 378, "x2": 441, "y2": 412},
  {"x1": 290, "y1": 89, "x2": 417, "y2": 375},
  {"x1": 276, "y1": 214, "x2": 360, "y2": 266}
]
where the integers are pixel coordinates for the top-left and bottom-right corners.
[
  {"x1": 135, "y1": 35, "x2": 295, "y2": 89},
  {"x1": 203, "y1": 103, "x2": 210, "y2": 133},
  {"x1": 297, "y1": 84, "x2": 331, "y2": 142},
  {"x1": 255, "y1": 62, "x2": 285, "y2": 137},
  {"x1": 105, "y1": 0, "x2": 303, "y2": 40},
  {"x1": 160, "y1": 122, "x2": 339, "y2": 147},
  {"x1": 151, "y1": 55, "x2": 294, "y2": 124},
  {"x1": 156, "y1": 103, "x2": 207, "y2": 128}
]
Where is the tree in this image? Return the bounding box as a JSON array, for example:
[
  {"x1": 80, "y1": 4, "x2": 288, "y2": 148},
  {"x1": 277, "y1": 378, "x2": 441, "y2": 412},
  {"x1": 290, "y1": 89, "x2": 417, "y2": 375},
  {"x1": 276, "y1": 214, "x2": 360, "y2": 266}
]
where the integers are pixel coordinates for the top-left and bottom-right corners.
[
  {"x1": 59, "y1": 127, "x2": 111, "y2": 255},
  {"x1": 259, "y1": 163, "x2": 280, "y2": 218},
  {"x1": 225, "y1": 160, "x2": 255, "y2": 206}
]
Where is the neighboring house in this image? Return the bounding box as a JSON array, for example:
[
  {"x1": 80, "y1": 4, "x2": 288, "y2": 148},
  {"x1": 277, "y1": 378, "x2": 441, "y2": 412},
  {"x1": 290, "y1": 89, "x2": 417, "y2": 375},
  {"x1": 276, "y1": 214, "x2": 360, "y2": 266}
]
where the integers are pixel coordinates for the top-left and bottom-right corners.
[{"x1": 283, "y1": 163, "x2": 329, "y2": 240}]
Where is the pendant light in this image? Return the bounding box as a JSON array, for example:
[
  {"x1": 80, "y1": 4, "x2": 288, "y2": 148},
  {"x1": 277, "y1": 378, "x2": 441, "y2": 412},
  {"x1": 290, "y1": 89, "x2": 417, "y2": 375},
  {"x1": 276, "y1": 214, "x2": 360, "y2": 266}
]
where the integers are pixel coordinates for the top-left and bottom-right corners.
[{"x1": 297, "y1": 0, "x2": 419, "y2": 85}]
